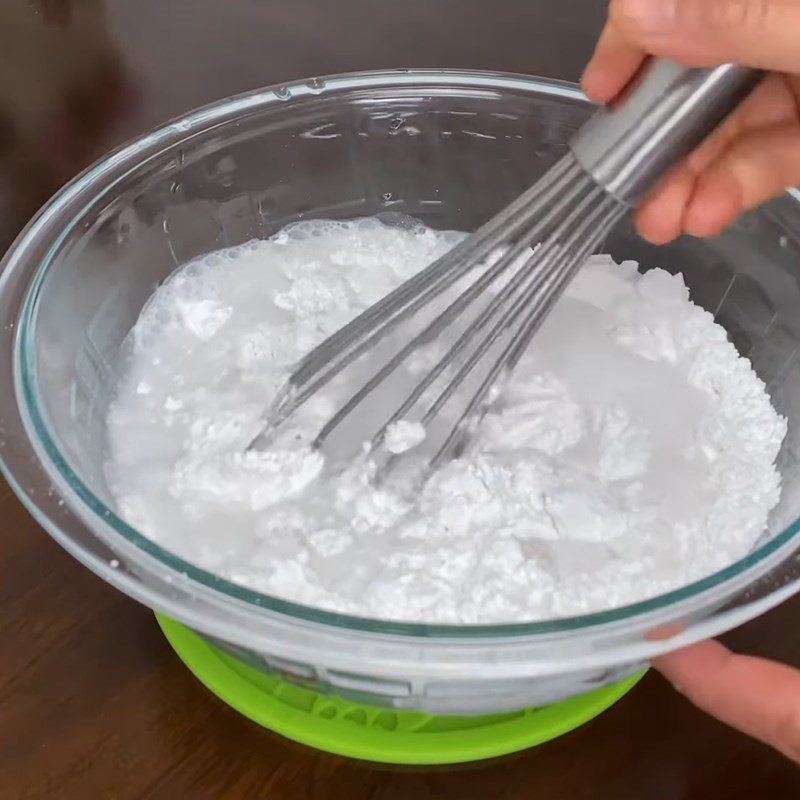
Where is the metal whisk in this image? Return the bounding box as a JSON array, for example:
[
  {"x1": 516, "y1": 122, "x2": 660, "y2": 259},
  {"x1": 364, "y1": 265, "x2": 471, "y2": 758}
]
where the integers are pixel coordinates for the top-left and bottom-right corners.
[{"x1": 250, "y1": 59, "x2": 762, "y2": 473}]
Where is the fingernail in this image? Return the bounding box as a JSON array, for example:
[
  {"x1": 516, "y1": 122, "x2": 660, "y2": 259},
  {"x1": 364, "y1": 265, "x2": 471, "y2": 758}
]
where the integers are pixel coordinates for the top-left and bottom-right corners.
[{"x1": 617, "y1": 0, "x2": 676, "y2": 33}]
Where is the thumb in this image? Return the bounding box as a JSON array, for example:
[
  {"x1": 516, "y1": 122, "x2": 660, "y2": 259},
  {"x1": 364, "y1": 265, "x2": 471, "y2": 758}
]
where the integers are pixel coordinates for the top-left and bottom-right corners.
[
  {"x1": 610, "y1": 0, "x2": 800, "y2": 74},
  {"x1": 654, "y1": 640, "x2": 800, "y2": 762}
]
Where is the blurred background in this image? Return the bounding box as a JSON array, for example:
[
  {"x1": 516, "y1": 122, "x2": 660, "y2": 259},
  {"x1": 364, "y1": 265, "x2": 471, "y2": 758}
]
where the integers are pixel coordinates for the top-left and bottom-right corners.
[{"x1": 0, "y1": 0, "x2": 603, "y2": 251}]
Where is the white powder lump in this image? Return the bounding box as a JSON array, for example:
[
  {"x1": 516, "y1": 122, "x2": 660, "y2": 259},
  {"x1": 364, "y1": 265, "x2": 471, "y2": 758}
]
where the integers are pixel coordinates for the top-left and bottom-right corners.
[
  {"x1": 104, "y1": 218, "x2": 787, "y2": 623},
  {"x1": 384, "y1": 420, "x2": 427, "y2": 454}
]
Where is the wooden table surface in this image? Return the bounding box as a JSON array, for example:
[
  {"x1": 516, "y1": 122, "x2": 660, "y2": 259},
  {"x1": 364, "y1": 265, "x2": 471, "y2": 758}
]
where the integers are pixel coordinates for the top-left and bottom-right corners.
[{"x1": 1, "y1": 1, "x2": 799, "y2": 797}]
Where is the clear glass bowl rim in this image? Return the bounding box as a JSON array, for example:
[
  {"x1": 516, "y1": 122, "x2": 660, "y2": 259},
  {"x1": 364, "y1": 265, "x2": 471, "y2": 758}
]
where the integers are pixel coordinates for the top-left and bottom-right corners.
[{"x1": 8, "y1": 68, "x2": 800, "y2": 639}]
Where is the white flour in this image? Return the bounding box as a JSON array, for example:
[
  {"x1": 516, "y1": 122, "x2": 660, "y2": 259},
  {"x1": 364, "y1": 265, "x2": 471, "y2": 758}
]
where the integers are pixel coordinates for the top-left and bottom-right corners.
[{"x1": 105, "y1": 218, "x2": 787, "y2": 623}]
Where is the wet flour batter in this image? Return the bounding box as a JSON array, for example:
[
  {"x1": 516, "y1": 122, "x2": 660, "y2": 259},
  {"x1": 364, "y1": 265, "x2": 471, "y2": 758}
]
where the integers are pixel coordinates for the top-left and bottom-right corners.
[{"x1": 105, "y1": 218, "x2": 786, "y2": 623}]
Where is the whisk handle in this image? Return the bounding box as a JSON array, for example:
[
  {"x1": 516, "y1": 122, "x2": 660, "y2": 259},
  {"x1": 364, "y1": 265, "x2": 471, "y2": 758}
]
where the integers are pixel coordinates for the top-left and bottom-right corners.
[{"x1": 570, "y1": 59, "x2": 763, "y2": 205}]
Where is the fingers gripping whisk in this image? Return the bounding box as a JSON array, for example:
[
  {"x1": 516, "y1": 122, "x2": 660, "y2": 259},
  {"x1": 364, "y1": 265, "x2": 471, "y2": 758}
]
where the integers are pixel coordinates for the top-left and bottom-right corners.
[{"x1": 248, "y1": 153, "x2": 626, "y2": 475}]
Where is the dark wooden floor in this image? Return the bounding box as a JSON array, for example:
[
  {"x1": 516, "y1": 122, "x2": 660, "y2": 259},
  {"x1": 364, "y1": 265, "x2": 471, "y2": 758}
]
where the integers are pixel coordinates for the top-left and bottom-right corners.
[{"x1": 1, "y1": 1, "x2": 799, "y2": 797}]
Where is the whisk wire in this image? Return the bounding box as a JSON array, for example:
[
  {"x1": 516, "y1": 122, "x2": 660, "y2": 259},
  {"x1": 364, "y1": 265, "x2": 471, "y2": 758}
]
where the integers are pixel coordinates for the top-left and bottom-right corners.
[
  {"x1": 419, "y1": 185, "x2": 606, "y2": 427},
  {"x1": 430, "y1": 194, "x2": 626, "y2": 468},
  {"x1": 260, "y1": 156, "x2": 581, "y2": 436},
  {"x1": 313, "y1": 160, "x2": 590, "y2": 450},
  {"x1": 251, "y1": 154, "x2": 627, "y2": 477}
]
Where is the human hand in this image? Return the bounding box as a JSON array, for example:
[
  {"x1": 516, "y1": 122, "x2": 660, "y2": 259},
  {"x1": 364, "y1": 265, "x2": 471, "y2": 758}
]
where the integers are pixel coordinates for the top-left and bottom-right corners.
[
  {"x1": 654, "y1": 640, "x2": 800, "y2": 761},
  {"x1": 581, "y1": 0, "x2": 800, "y2": 244}
]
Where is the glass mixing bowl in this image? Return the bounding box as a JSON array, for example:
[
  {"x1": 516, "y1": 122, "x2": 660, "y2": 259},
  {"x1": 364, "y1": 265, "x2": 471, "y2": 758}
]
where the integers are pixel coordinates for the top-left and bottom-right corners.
[{"x1": 2, "y1": 70, "x2": 800, "y2": 715}]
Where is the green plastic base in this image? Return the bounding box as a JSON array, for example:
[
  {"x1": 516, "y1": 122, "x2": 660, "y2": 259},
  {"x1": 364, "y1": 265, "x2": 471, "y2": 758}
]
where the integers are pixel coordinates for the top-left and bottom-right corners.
[{"x1": 157, "y1": 614, "x2": 644, "y2": 765}]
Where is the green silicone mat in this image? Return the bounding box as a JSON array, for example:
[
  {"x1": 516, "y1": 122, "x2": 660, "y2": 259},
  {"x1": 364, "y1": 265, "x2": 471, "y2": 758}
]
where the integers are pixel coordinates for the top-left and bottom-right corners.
[{"x1": 157, "y1": 613, "x2": 644, "y2": 765}]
